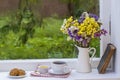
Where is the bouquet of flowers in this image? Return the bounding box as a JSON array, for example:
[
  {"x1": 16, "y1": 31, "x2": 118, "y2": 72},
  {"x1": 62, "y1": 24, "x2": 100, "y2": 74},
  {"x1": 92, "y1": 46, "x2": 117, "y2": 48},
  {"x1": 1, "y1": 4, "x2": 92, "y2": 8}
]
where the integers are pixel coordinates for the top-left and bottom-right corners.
[{"x1": 60, "y1": 12, "x2": 107, "y2": 48}]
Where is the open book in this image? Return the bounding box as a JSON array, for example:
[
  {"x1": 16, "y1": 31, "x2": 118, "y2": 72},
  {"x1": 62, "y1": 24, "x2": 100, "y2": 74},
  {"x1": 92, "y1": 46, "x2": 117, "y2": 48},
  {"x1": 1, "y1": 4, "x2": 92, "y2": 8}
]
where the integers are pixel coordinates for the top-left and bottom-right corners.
[{"x1": 97, "y1": 43, "x2": 116, "y2": 74}]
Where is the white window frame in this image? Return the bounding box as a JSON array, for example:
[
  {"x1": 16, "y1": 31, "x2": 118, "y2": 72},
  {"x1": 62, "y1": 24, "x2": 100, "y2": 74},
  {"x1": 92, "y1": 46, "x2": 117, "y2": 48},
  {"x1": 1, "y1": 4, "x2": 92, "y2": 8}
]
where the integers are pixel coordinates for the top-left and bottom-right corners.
[
  {"x1": 0, "y1": 0, "x2": 111, "y2": 71},
  {"x1": 100, "y1": 0, "x2": 112, "y2": 69},
  {"x1": 111, "y1": 0, "x2": 120, "y2": 74}
]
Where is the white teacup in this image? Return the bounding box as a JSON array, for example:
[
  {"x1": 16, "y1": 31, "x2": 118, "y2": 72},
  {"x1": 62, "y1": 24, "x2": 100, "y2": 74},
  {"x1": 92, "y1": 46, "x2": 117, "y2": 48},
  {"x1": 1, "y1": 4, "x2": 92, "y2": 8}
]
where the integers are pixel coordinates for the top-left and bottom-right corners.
[
  {"x1": 37, "y1": 65, "x2": 49, "y2": 74},
  {"x1": 51, "y1": 61, "x2": 70, "y2": 74}
]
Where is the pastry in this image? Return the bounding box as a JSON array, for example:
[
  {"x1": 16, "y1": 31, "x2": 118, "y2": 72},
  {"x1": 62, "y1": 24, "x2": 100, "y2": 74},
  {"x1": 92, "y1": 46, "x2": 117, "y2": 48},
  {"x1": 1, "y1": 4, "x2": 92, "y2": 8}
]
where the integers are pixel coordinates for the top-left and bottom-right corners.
[
  {"x1": 18, "y1": 69, "x2": 26, "y2": 76},
  {"x1": 9, "y1": 68, "x2": 19, "y2": 76},
  {"x1": 9, "y1": 68, "x2": 26, "y2": 76}
]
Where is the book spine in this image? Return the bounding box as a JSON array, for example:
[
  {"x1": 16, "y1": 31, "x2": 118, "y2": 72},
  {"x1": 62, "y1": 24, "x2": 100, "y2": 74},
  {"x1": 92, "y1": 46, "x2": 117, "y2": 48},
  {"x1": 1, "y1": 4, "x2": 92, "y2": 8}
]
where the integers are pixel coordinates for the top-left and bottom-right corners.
[
  {"x1": 97, "y1": 44, "x2": 111, "y2": 73},
  {"x1": 100, "y1": 47, "x2": 115, "y2": 73}
]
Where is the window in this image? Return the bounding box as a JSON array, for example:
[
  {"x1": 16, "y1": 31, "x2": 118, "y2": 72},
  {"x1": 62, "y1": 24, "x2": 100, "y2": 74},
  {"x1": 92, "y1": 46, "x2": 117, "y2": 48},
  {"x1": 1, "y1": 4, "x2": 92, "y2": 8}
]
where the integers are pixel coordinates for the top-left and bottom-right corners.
[
  {"x1": 0, "y1": 1, "x2": 120, "y2": 80},
  {"x1": 0, "y1": 0, "x2": 102, "y2": 59}
]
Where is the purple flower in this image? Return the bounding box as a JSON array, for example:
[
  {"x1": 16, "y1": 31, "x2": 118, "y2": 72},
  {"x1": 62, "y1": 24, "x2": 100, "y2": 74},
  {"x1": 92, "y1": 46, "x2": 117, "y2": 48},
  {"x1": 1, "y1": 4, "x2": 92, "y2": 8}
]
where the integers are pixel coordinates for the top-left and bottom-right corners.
[
  {"x1": 75, "y1": 35, "x2": 81, "y2": 41},
  {"x1": 82, "y1": 39, "x2": 88, "y2": 47},
  {"x1": 78, "y1": 18, "x2": 85, "y2": 23},
  {"x1": 94, "y1": 32, "x2": 101, "y2": 38},
  {"x1": 94, "y1": 29, "x2": 107, "y2": 38},
  {"x1": 89, "y1": 13, "x2": 99, "y2": 21},
  {"x1": 68, "y1": 28, "x2": 82, "y2": 41},
  {"x1": 68, "y1": 29, "x2": 74, "y2": 38},
  {"x1": 100, "y1": 29, "x2": 107, "y2": 35},
  {"x1": 73, "y1": 30, "x2": 78, "y2": 34}
]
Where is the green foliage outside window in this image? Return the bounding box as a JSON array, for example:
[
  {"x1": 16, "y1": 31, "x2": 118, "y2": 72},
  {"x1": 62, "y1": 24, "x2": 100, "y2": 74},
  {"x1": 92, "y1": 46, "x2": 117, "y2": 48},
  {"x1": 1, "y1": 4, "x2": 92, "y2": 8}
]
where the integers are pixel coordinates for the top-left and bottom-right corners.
[{"x1": 0, "y1": 0, "x2": 99, "y2": 59}]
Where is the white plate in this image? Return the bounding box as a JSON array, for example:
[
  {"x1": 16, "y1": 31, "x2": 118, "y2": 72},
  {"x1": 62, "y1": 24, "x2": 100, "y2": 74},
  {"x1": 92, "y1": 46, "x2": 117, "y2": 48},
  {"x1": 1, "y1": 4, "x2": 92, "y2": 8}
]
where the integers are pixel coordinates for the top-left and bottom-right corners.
[
  {"x1": 48, "y1": 69, "x2": 71, "y2": 75},
  {"x1": 8, "y1": 75, "x2": 26, "y2": 79}
]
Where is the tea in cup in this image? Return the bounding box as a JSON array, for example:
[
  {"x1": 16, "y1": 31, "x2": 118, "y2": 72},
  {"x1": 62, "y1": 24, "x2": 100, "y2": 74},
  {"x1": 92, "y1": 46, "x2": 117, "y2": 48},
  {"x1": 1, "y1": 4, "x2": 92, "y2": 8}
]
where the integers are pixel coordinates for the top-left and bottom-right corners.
[
  {"x1": 51, "y1": 61, "x2": 70, "y2": 74},
  {"x1": 37, "y1": 65, "x2": 49, "y2": 74}
]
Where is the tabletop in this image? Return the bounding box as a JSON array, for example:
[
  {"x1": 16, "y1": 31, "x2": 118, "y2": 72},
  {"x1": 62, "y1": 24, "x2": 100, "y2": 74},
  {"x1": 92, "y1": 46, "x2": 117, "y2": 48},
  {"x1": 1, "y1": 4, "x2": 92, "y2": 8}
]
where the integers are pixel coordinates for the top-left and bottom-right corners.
[{"x1": 0, "y1": 69, "x2": 120, "y2": 80}]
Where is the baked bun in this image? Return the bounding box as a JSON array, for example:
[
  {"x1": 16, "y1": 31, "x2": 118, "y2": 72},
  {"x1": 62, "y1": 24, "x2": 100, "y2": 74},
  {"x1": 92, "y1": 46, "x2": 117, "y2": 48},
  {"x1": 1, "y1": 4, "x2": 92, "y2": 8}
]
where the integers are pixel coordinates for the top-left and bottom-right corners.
[
  {"x1": 9, "y1": 68, "x2": 26, "y2": 76},
  {"x1": 18, "y1": 69, "x2": 26, "y2": 76}
]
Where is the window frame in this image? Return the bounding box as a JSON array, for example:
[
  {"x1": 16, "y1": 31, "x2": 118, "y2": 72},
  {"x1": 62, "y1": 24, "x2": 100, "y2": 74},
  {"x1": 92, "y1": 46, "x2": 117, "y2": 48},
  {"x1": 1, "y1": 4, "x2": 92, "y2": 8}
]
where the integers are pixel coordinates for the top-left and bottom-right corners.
[{"x1": 100, "y1": 0, "x2": 112, "y2": 69}]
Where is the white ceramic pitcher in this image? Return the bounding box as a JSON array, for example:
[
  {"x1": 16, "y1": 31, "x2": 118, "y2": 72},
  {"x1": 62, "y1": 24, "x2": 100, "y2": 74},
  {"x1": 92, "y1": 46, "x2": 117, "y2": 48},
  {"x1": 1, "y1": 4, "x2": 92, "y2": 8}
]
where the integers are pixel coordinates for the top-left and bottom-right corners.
[{"x1": 75, "y1": 45, "x2": 96, "y2": 73}]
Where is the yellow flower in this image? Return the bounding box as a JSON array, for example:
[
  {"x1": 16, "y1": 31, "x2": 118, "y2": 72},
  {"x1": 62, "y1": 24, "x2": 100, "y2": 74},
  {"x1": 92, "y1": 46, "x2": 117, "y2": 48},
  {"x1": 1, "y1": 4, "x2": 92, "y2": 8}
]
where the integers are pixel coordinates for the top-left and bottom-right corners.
[
  {"x1": 80, "y1": 26, "x2": 86, "y2": 32},
  {"x1": 92, "y1": 34, "x2": 94, "y2": 38},
  {"x1": 67, "y1": 16, "x2": 73, "y2": 22},
  {"x1": 94, "y1": 22, "x2": 99, "y2": 28},
  {"x1": 85, "y1": 17, "x2": 90, "y2": 21},
  {"x1": 87, "y1": 24, "x2": 92, "y2": 29},
  {"x1": 80, "y1": 23, "x2": 84, "y2": 27},
  {"x1": 90, "y1": 18, "x2": 95, "y2": 22},
  {"x1": 87, "y1": 32, "x2": 91, "y2": 35},
  {"x1": 65, "y1": 23, "x2": 70, "y2": 28},
  {"x1": 83, "y1": 21, "x2": 88, "y2": 26},
  {"x1": 72, "y1": 22, "x2": 79, "y2": 26},
  {"x1": 78, "y1": 31, "x2": 83, "y2": 35},
  {"x1": 60, "y1": 27, "x2": 68, "y2": 34}
]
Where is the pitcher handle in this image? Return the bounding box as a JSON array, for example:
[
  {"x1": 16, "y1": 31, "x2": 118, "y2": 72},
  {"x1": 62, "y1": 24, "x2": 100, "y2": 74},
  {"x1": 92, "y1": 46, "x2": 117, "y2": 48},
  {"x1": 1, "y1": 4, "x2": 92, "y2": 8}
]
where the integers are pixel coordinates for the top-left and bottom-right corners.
[{"x1": 89, "y1": 47, "x2": 96, "y2": 64}]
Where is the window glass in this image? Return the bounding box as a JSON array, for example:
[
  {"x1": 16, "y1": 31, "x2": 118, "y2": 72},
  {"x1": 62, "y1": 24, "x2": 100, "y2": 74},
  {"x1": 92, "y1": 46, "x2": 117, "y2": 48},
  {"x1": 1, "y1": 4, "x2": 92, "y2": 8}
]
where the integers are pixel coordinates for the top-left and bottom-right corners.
[{"x1": 0, "y1": 0, "x2": 99, "y2": 59}]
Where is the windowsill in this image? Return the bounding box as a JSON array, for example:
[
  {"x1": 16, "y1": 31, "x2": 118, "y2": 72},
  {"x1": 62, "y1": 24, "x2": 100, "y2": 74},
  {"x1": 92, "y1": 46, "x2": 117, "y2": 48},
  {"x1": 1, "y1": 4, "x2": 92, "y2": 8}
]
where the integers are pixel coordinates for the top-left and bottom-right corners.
[
  {"x1": 0, "y1": 59, "x2": 120, "y2": 80},
  {"x1": 1, "y1": 69, "x2": 120, "y2": 80}
]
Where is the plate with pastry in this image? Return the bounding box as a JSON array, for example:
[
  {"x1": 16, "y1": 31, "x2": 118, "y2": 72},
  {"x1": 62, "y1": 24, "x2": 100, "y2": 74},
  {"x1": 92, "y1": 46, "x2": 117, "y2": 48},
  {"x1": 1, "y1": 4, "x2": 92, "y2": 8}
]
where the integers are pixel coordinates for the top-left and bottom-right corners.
[{"x1": 8, "y1": 68, "x2": 26, "y2": 78}]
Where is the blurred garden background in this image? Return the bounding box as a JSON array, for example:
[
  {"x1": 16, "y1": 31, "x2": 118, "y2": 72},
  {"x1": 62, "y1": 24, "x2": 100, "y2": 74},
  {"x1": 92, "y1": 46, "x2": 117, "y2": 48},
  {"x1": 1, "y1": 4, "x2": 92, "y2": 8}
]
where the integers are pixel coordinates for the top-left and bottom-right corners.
[{"x1": 0, "y1": 0, "x2": 99, "y2": 59}]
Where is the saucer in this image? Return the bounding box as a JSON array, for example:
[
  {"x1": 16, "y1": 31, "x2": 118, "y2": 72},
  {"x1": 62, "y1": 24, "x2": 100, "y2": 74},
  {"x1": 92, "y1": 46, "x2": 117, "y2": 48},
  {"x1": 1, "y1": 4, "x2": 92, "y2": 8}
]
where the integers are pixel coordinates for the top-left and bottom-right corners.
[
  {"x1": 48, "y1": 69, "x2": 71, "y2": 75},
  {"x1": 8, "y1": 75, "x2": 26, "y2": 79}
]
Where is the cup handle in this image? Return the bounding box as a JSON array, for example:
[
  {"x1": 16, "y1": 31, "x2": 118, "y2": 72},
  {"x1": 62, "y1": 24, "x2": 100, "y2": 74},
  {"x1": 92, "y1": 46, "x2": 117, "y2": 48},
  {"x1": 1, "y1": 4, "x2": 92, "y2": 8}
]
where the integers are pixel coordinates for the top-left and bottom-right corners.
[
  {"x1": 63, "y1": 66, "x2": 70, "y2": 73},
  {"x1": 89, "y1": 47, "x2": 96, "y2": 64}
]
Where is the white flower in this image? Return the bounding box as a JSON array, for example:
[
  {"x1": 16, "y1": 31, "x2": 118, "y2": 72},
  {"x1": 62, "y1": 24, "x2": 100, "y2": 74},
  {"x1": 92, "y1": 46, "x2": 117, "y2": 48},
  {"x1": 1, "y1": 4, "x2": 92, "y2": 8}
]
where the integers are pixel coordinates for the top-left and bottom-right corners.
[
  {"x1": 67, "y1": 36, "x2": 72, "y2": 41},
  {"x1": 61, "y1": 19, "x2": 67, "y2": 28},
  {"x1": 81, "y1": 12, "x2": 89, "y2": 17},
  {"x1": 97, "y1": 18, "x2": 102, "y2": 24},
  {"x1": 60, "y1": 19, "x2": 68, "y2": 34},
  {"x1": 69, "y1": 26, "x2": 78, "y2": 33}
]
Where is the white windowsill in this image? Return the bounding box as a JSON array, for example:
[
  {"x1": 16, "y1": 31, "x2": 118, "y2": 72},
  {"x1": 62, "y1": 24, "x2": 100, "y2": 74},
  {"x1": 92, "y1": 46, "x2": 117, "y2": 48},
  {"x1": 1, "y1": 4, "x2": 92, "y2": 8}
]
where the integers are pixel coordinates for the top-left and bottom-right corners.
[
  {"x1": 0, "y1": 59, "x2": 120, "y2": 80},
  {"x1": 1, "y1": 69, "x2": 120, "y2": 80}
]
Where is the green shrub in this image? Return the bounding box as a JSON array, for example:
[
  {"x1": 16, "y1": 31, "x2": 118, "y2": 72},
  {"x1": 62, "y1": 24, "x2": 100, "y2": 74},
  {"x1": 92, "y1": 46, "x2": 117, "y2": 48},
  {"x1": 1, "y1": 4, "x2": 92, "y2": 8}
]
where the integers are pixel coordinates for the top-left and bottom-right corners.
[{"x1": 0, "y1": 17, "x2": 99, "y2": 59}]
